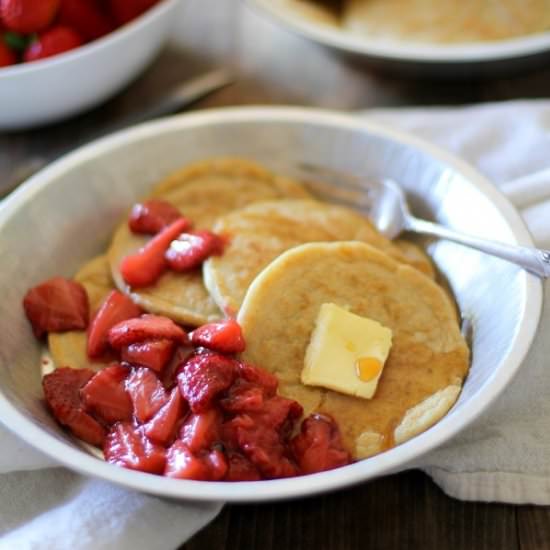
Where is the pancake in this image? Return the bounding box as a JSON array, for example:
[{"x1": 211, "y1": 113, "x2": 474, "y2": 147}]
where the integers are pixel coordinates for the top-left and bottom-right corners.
[
  {"x1": 151, "y1": 157, "x2": 311, "y2": 228},
  {"x1": 237, "y1": 242, "x2": 469, "y2": 458},
  {"x1": 342, "y1": 0, "x2": 550, "y2": 43},
  {"x1": 48, "y1": 255, "x2": 113, "y2": 371},
  {"x1": 204, "y1": 199, "x2": 434, "y2": 315}
]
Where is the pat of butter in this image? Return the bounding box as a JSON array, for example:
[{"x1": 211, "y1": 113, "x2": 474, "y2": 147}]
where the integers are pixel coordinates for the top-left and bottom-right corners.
[{"x1": 302, "y1": 303, "x2": 393, "y2": 399}]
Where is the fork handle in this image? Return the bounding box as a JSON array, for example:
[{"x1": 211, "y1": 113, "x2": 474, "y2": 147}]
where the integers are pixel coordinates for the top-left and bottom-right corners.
[{"x1": 407, "y1": 216, "x2": 550, "y2": 278}]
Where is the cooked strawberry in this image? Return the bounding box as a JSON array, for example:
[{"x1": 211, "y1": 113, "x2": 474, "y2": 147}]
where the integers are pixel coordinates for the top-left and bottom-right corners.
[
  {"x1": 126, "y1": 367, "x2": 167, "y2": 423},
  {"x1": 219, "y1": 381, "x2": 264, "y2": 414},
  {"x1": 179, "y1": 408, "x2": 222, "y2": 453},
  {"x1": 109, "y1": 314, "x2": 188, "y2": 349},
  {"x1": 143, "y1": 387, "x2": 185, "y2": 446},
  {"x1": 128, "y1": 199, "x2": 187, "y2": 235},
  {"x1": 80, "y1": 364, "x2": 132, "y2": 425},
  {"x1": 87, "y1": 290, "x2": 142, "y2": 359},
  {"x1": 42, "y1": 367, "x2": 105, "y2": 446},
  {"x1": 177, "y1": 352, "x2": 237, "y2": 413},
  {"x1": 1, "y1": 0, "x2": 59, "y2": 33},
  {"x1": 164, "y1": 441, "x2": 227, "y2": 481},
  {"x1": 58, "y1": 0, "x2": 113, "y2": 41},
  {"x1": 104, "y1": 422, "x2": 166, "y2": 473},
  {"x1": 165, "y1": 231, "x2": 225, "y2": 272},
  {"x1": 23, "y1": 277, "x2": 89, "y2": 338},
  {"x1": 237, "y1": 362, "x2": 278, "y2": 397},
  {"x1": 190, "y1": 319, "x2": 245, "y2": 354},
  {"x1": 161, "y1": 345, "x2": 194, "y2": 389},
  {"x1": 0, "y1": 41, "x2": 16, "y2": 66},
  {"x1": 291, "y1": 414, "x2": 351, "y2": 475},
  {"x1": 120, "y1": 217, "x2": 189, "y2": 288},
  {"x1": 120, "y1": 339, "x2": 175, "y2": 372},
  {"x1": 224, "y1": 451, "x2": 261, "y2": 482},
  {"x1": 24, "y1": 26, "x2": 82, "y2": 62},
  {"x1": 107, "y1": 0, "x2": 158, "y2": 25}
]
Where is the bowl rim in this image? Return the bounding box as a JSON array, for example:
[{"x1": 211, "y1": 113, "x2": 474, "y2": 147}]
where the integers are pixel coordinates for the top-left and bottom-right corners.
[
  {"x1": 0, "y1": 106, "x2": 543, "y2": 502},
  {"x1": 248, "y1": 0, "x2": 550, "y2": 63},
  {"x1": 0, "y1": 0, "x2": 181, "y2": 79}
]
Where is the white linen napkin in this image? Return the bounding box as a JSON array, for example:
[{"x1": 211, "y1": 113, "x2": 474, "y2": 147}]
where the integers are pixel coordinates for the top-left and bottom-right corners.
[{"x1": 1, "y1": 99, "x2": 549, "y2": 549}]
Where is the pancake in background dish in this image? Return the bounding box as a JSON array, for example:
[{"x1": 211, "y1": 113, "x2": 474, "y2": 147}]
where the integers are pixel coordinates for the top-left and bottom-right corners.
[
  {"x1": 204, "y1": 199, "x2": 434, "y2": 315},
  {"x1": 237, "y1": 241, "x2": 469, "y2": 458},
  {"x1": 48, "y1": 255, "x2": 113, "y2": 372},
  {"x1": 109, "y1": 159, "x2": 311, "y2": 325},
  {"x1": 342, "y1": 0, "x2": 550, "y2": 43}
]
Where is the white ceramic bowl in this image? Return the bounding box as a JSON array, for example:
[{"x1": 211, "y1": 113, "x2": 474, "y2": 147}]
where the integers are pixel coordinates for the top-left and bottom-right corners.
[
  {"x1": 0, "y1": 107, "x2": 542, "y2": 501},
  {"x1": 248, "y1": 0, "x2": 550, "y2": 77},
  {"x1": 0, "y1": 0, "x2": 182, "y2": 130}
]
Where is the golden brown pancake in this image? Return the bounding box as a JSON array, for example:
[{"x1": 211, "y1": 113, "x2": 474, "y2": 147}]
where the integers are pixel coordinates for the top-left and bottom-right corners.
[
  {"x1": 108, "y1": 159, "x2": 311, "y2": 325},
  {"x1": 204, "y1": 199, "x2": 434, "y2": 315},
  {"x1": 48, "y1": 255, "x2": 113, "y2": 371},
  {"x1": 342, "y1": 0, "x2": 550, "y2": 43},
  {"x1": 237, "y1": 242, "x2": 469, "y2": 458}
]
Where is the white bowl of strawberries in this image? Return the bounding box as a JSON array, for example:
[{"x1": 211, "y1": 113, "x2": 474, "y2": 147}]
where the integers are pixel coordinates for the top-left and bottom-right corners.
[{"x1": 0, "y1": 0, "x2": 181, "y2": 129}]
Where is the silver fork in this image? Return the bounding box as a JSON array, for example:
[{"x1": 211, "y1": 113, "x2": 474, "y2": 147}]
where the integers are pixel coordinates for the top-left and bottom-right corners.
[{"x1": 287, "y1": 163, "x2": 550, "y2": 279}]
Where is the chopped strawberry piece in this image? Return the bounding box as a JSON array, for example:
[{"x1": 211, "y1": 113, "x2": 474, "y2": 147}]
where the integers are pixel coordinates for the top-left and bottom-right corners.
[
  {"x1": 87, "y1": 290, "x2": 142, "y2": 359},
  {"x1": 24, "y1": 26, "x2": 83, "y2": 62},
  {"x1": 120, "y1": 339, "x2": 175, "y2": 373},
  {"x1": 237, "y1": 362, "x2": 278, "y2": 397},
  {"x1": 164, "y1": 441, "x2": 227, "y2": 481},
  {"x1": 224, "y1": 451, "x2": 261, "y2": 482},
  {"x1": 165, "y1": 231, "x2": 225, "y2": 272},
  {"x1": 23, "y1": 277, "x2": 89, "y2": 338},
  {"x1": 179, "y1": 408, "x2": 223, "y2": 453},
  {"x1": 42, "y1": 367, "x2": 105, "y2": 446},
  {"x1": 107, "y1": 0, "x2": 158, "y2": 25},
  {"x1": 177, "y1": 352, "x2": 237, "y2": 413},
  {"x1": 291, "y1": 414, "x2": 351, "y2": 475},
  {"x1": 220, "y1": 382, "x2": 264, "y2": 414},
  {"x1": 109, "y1": 314, "x2": 188, "y2": 349},
  {"x1": 80, "y1": 364, "x2": 132, "y2": 425},
  {"x1": 1, "y1": 0, "x2": 60, "y2": 33},
  {"x1": 143, "y1": 387, "x2": 186, "y2": 446},
  {"x1": 228, "y1": 396, "x2": 303, "y2": 479},
  {"x1": 104, "y1": 422, "x2": 166, "y2": 474},
  {"x1": 120, "y1": 217, "x2": 189, "y2": 288},
  {"x1": 58, "y1": 0, "x2": 113, "y2": 41},
  {"x1": 126, "y1": 367, "x2": 168, "y2": 423},
  {"x1": 161, "y1": 345, "x2": 194, "y2": 389},
  {"x1": 190, "y1": 319, "x2": 245, "y2": 354},
  {"x1": 128, "y1": 199, "x2": 187, "y2": 235}
]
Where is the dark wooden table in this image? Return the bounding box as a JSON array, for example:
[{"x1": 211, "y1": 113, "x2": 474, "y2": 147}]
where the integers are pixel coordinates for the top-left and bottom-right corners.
[{"x1": 2, "y1": 1, "x2": 550, "y2": 548}]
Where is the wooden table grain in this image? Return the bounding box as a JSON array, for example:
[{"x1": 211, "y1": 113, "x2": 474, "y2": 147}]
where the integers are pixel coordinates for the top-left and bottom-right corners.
[{"x1": 2, "y1": 1, "x2": 550, "y2": 548}]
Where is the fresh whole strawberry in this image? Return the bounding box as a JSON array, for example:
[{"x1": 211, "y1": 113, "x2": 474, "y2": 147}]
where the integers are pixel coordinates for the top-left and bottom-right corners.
[
  {"x1": 24, "y1": 25, "x2": 83, "y2": 63},
  {"x1": 0, "y1": 40, "x2": 15, "y2": 66},
  {"x1": 80, "y1": 364, "x2": 132, "y2": 425},
  {"x1": 87, "y1": 290, "x2": 142, "y2": 359},
  {"x1": 58, "y1": 0, "x2": 113, "y2": 41},
  {"x1": 108, "y1": 314, "x2": 188, "y2": 349},
  {"x1": 165, "y1": 231, "x2": 225, "y2": 272},
  {"x1": 42, "y1": 367, "x2": 105, "y2": 446},
  {"x1": 143, "y1": 387, "x2": 186, "y2": 446},
  {"x1": 23, "y1": 277, "x2": 89, "y2": 338},
  {"x1": 107, "y1": 0, "x2": 158, "y2": 25},
  {"x1": 177, "y1": 352, "x2": 238, "y2": 413},
  {"x1": 120, "y1": 339, "x2": 175, "y2": 372},
  {"x1": 128, "y1": 199, "x2": 187, "y2": 235},
  {"x1": 1, "y1": 0, "x2": 60, "y2": 33},
  {"x1": 120, "y1": 217, "x2": 190, "y2": 288},
  {"x1": 104, "y1": 421, "x2": 166, "y2": 473},
  {"x1": 126, "y1": 367, "x2": 168, "y2": 424},
  {"x1": 190, "y1": 319, "x2": 246, "y2": 354}
]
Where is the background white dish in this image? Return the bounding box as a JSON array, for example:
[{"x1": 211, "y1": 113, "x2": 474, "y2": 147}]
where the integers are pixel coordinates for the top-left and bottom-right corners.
[
  {"x1": 248, "y1": 0, "x2": 550, "y2": 77},
  {"x1": 0, "y1": 0, "x2": 182, "y2": 130},
  {"x1": 0, "y1": 107, "x2": 542, "y2": 501}
]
